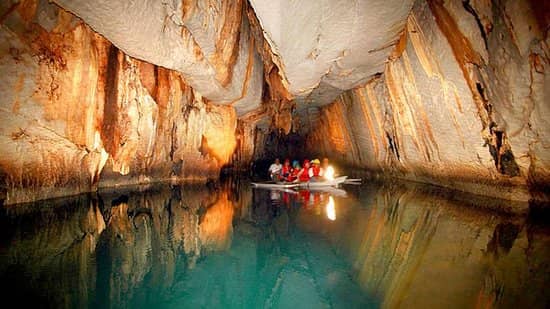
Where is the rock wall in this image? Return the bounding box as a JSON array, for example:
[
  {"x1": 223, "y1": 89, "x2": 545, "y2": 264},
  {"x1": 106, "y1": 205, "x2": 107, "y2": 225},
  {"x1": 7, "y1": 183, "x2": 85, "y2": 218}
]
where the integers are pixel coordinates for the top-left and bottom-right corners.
[
  {"x1": 0, "y1": 1, "x2": 239, "y2": 204},
  {"x1": 304, "y1": 0, "x2": 549, "y2": 201}
]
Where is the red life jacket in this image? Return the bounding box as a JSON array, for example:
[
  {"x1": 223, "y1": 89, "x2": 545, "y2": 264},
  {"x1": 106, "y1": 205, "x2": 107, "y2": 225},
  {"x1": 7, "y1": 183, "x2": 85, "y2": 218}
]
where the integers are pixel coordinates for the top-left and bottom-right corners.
[
  {"x1": 281, "y1": 165, "x2": 291, "y2": 176},
  {"x1": 311, "y1": 165, "x2": 321, "y2": 177},
  {"x1": 298, "y1": 168, "x2": 310, "y2": 182},
  {"x1": 287, "y1": 168, "x2": 299, "y2": 182}
]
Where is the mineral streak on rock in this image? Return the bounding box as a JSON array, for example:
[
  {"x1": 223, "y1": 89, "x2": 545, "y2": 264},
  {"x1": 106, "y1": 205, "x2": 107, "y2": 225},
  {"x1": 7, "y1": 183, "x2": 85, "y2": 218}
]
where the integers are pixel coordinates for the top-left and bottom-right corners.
[{"x1": 52, "y1": 0, "x2": 264, "y2": 112}]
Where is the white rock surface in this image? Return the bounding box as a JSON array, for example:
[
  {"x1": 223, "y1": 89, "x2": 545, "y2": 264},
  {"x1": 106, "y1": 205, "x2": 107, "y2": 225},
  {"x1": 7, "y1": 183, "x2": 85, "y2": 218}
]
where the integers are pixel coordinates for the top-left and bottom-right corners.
[{"x1": 249, "y1": 0, "x2": 415, "y2": 105}]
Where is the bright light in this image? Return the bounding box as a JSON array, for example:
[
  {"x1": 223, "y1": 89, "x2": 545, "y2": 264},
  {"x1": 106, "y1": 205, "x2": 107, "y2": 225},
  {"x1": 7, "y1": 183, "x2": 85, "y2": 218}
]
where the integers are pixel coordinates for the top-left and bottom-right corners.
[
  {"x1": 326, "y1": 196, "x2": 336, "y2": 221},
  {"x1": 324, "y1": 166, "x2": 335, "y2": 180}
]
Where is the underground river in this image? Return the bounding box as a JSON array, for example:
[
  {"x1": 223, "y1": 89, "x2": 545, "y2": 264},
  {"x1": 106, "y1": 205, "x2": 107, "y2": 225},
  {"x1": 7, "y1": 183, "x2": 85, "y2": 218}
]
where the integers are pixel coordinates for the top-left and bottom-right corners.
[{"x1": 0, "y1": 179, "x2": 548, "y2": 308}]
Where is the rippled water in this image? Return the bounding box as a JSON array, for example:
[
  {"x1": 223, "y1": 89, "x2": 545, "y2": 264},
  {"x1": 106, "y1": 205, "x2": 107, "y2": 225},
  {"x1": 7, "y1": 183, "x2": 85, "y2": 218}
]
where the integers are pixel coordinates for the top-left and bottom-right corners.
[{"x1": 0, "y1": 179, "x2": 548, "y2": 308}]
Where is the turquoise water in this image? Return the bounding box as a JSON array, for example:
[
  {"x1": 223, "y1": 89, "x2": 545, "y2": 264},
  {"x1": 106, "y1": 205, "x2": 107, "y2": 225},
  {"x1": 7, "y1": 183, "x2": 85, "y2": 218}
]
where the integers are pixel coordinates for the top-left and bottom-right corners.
[{"x1": 0, "y1": 180, "x2": 548, "y2": 308}]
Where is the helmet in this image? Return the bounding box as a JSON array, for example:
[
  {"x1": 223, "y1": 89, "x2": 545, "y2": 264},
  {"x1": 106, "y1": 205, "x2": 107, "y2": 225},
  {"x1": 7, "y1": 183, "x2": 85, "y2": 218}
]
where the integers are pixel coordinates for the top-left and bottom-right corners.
[
  {"x1": 303, "y1": 159, "x2": 310, "y2": 167},
  {"x1": 311, "y1": 159, "x2": 320, "y2": 165},
  {"x1": 292, "y1": 160, "x2": 299, "y2": 168}
]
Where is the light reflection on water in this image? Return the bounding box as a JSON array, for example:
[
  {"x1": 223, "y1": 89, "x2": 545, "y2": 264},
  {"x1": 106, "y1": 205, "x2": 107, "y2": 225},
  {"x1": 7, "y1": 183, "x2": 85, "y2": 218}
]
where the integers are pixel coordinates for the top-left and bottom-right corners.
[{"x1": 0, "y1": 179, "x2": 548, "y2": 308}]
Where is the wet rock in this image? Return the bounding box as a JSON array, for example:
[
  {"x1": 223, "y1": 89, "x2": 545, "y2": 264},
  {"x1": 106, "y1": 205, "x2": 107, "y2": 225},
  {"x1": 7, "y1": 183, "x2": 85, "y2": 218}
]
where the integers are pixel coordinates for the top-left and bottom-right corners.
[
  {"x1": 302, "y1": 1, "x2": 549, "y2": 201},
  {"x1": 0, "y1": 2, "x2": 241, "y2": 204}
]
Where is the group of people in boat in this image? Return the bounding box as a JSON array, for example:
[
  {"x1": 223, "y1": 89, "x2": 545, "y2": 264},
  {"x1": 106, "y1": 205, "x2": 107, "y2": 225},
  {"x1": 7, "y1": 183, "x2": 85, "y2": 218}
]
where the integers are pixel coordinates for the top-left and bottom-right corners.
[{"x1": 267, "y1": 157, "x2": 335, "y2": 182}]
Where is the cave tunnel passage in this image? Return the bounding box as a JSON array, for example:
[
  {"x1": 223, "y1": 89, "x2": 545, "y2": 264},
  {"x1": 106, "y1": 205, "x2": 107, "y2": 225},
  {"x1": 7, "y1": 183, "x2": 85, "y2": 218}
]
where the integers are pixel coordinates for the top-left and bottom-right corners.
[
  {"x1": 1, "y1": 0, "x2": 550, "y2": 308},
  {"x1": 0, "y1": 0, "x2": 548, "y2": 206}
]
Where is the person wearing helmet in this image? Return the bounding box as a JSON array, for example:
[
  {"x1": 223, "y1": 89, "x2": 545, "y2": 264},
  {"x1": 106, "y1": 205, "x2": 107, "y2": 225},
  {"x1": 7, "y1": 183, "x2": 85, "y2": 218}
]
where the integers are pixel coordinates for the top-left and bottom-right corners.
[
  {"x1": 297, "y1": 159, "x2": 311, "y2": 182},
  {"x1": 308, "y1": 159, "x2": 322, "y2": 181}
]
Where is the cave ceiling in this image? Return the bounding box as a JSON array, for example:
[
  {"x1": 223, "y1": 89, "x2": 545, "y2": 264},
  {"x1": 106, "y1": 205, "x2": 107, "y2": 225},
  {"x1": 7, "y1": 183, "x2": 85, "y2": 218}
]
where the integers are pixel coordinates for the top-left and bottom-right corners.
[{"x1": 53, "y1": 0, "x2": 415, "y2": 115}]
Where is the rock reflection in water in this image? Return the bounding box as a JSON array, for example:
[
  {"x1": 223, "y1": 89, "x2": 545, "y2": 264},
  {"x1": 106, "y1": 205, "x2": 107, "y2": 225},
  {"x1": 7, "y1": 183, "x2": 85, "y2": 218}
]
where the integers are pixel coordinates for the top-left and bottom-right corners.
[
  {"x1": 0, "y1": 180, "x2": 548, "y2": 308},
  {"x1": 330, "y1": 183, "x2": 549, "y2": 308}
]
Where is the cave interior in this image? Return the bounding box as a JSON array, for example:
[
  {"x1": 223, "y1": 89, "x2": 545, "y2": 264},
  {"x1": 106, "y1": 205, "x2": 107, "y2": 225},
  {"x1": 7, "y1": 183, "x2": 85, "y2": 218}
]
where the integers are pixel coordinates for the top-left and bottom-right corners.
[{"x1": 0, "y1": 0, "x2": 549, "y2": 205}]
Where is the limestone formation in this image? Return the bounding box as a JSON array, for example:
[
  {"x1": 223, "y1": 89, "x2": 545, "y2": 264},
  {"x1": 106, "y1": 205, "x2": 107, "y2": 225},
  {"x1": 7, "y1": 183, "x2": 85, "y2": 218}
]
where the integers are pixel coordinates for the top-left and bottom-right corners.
[
  {"x1": 1, "y1": 1, "x2": 239, "y2": 204},
  {"x1": 0, "y1": 0, "x2": 548, "y2": 204},
  {"x1": 248, "y1": 0, "x2": 415, "y2": 104},
  {"x1": 302, "y1": 1, "x2": 549, "y2": 201}
]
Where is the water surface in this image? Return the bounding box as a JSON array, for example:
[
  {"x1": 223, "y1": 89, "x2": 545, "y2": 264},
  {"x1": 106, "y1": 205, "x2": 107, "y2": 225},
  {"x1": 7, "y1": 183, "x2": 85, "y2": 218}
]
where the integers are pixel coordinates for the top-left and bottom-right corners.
[{"x1": 0, "y1": 179, "x2": 548, "y2": 308}]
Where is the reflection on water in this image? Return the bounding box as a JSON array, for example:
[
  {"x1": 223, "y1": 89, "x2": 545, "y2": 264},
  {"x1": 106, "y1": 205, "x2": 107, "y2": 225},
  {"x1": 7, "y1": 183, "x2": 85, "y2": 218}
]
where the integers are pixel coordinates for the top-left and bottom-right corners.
[
  {"x1": 0, "y1": 180, "x2": 548, "y2": 308},
  {"x1": 326, "y1": 196, "x2": 336, "y2": 221}
]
